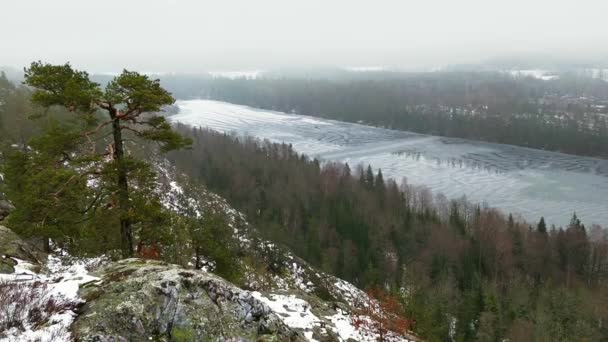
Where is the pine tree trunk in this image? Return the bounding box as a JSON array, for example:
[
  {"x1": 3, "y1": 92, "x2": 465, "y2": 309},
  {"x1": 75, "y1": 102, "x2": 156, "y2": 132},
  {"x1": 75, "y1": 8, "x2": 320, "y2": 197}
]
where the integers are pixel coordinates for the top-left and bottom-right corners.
[{"x1": 111, "y1": 112, "x2": 133, "y2": 258}]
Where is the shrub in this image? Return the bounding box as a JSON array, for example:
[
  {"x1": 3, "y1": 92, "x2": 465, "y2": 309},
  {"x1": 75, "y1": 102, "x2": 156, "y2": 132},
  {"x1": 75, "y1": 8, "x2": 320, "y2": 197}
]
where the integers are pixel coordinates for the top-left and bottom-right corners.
[{"x1": 0, "y1": 281, "x2": 79, "y2": 337}]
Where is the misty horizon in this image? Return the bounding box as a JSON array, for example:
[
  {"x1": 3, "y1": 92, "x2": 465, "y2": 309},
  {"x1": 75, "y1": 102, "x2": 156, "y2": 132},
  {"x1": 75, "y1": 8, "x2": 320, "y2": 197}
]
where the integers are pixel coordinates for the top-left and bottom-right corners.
[{"x1": 3, "y1": 0, "x2": 608, "y2": 73}]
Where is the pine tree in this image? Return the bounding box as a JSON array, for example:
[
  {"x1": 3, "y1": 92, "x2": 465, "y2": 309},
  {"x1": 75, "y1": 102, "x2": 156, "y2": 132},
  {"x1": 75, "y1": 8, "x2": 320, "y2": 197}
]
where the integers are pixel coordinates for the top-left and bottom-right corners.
[
  {"x1": 537, "y1": 217, "x2": 547, "y2": 234},
  {"x1": 342, "y1": 163, "x2": 351, "y2": 179},
  {"x1": 357, "y1": 165, "x2": 366, "y2": 186},
  {"x1": 14, "y1": 61, "x2": 191, "y2": 257},
  {"x1": 365, "y1": 165, "x2": 375, "y2": 188},
  {"x1": 375, "y1": 169, "x2": 385, "y2": 190},
  {"x1": 191, "y1": 203, "x2": 241, "y2": 282},
  {"x1": 3, "y1": 133, "x2": 89, "y2": 251}
]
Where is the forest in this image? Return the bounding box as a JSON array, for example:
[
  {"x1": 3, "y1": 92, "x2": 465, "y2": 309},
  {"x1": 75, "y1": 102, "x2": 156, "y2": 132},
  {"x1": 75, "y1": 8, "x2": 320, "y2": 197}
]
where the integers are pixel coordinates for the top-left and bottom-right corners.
[
  {"x1": 177, "y1": 72, "x2": 608, "y2": 158},
  {"x1": 4, "y1": 0, "x2": 608, "y2": 339},
  {"x1": 168, "y1": 124, "x2": 608, "y2": 341},
  {"x1": 2, "y1": 69, "x2": 608, "y2": 340}
]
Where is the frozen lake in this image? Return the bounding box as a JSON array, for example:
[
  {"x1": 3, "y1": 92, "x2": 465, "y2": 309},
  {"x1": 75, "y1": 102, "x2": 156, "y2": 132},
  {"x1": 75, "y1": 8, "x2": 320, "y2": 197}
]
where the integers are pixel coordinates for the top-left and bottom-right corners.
[{"x1": 169, "y1": 99, "x2": 608, "y2": 227}]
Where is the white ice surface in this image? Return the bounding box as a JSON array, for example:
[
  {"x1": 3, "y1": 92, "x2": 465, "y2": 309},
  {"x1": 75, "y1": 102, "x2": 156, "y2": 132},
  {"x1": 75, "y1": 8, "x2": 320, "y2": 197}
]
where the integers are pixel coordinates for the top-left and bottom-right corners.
[{"x1": 169, "y1": 99, "x2": 608, "y2": 227}]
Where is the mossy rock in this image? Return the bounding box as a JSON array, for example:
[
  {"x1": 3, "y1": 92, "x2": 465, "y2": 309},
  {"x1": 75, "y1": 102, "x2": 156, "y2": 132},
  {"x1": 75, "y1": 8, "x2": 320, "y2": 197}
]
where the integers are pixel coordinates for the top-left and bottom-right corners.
[
  {"x1": 0, "y1": 257, "x2": 15, "y2": 274},
  {"x1": 73, "y1": 259, "x2": 306, "y2": 341},
  {"x1": 0, "y1": 225, "x2": 46, "y2": 273}
]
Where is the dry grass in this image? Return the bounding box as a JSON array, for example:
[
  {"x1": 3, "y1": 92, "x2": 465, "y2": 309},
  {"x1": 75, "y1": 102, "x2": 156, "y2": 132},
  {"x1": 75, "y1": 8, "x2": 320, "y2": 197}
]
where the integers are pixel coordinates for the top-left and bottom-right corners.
[{"x1": 0, "y1": 281, "x2": 78, "y2": 338}]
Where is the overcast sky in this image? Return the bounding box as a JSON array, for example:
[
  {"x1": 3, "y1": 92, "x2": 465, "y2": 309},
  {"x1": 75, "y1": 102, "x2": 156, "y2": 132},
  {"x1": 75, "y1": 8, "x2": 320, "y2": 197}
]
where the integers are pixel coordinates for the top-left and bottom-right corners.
[{"x1": 2, "y1": 0, "x2": 608, "y2": 72}]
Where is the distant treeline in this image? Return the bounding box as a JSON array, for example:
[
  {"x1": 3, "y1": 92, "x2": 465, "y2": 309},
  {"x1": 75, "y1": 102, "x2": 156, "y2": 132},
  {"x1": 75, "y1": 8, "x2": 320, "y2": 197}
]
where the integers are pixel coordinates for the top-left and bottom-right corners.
[
  {"x1": 176, "y1": 72, "x2": 608, "y2": 158},
  {"x1": 9, "y1": 70, "x2": 608, "y2": 157},
  {"x1": 169, "y1": 124, "x2": 608, "y2": 341}
]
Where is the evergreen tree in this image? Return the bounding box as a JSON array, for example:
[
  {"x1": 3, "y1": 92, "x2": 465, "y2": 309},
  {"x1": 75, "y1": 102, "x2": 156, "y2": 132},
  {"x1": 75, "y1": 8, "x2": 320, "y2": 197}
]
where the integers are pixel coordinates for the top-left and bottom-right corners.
[
  {"x1": 365, "y1": 165, "x2": 375, "y2": 188},
  {"x1": 570, "y1": 212, "x2": 582, "y2": 229},
  {"x1": 192, "y1": 203, "x2": 242, "y2": 282},
  {"x1": 2, "y1": 131, "x2": 89, "y2": 251},
  {"x1": 375, "y1": 169, "x2": 385, "y2": 190},
  {"x1": 342, "y1": 163, "x2": 351, "y2": 180},
  {"x1": 13, "y1": 61, "x2": 191, "y2": 257},
  {"x1": 537, "y1": 217, "x2": 547, "y2": 234}
]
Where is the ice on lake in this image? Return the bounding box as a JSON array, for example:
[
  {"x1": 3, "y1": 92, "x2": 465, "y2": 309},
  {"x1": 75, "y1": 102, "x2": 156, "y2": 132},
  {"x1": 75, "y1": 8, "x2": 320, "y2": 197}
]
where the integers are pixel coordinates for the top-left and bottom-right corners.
[{"x1": 169, "y1": 99, "x2": 608, "y2": 227}]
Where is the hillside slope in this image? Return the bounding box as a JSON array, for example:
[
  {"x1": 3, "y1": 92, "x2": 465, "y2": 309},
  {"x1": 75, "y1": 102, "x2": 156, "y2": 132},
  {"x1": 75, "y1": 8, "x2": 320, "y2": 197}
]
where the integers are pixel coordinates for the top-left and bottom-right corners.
[
  {"x1": 155, "y1": 160, "x2": 418, "y2": 341},
  {"x1": 0, "y1": 161, "x2": 417, "y2": 341}
]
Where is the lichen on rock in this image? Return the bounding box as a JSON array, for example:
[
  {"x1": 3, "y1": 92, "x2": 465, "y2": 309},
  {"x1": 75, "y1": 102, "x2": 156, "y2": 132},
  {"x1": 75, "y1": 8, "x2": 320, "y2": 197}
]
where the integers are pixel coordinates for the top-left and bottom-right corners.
[{"x1": 73, "y1": 258, "x2": 306, "y2": 341}]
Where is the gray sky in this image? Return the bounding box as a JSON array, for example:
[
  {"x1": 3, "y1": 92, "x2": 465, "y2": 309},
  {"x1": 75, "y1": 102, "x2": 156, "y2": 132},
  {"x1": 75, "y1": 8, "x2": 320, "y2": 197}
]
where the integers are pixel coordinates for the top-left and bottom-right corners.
[{"x1": 3, "y1": 0, "x2": 608, "y2": 72}]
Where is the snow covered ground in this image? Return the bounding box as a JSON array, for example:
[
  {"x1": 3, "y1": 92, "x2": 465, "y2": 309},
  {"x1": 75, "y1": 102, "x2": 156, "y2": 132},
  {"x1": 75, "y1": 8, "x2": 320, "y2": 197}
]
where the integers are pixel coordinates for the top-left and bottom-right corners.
[
  {"x1": 251, "y1": 291, "x2": 410, "y2": 342},
  {"x1": 0, "y1": 254, "x2": 104, "y2": 342},
  {"x1": 168, "y1": 100, "x2": 608, "y2": 227}
]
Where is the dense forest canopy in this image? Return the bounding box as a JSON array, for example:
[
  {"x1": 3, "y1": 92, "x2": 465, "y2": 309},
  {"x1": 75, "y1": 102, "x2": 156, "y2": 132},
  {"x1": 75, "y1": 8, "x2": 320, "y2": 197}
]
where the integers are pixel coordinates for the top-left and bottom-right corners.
[
  {"x1": 168, "y1": 124, "x2": 608, "y2": 341},
  {"x1": 164, "y1": 72, "x2": 608, "y2": 158}
]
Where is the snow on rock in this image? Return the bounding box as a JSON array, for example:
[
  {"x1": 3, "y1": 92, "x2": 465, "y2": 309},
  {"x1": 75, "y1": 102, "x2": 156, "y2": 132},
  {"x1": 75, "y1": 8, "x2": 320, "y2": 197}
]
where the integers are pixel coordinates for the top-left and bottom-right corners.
[
  {"x1": 331, "y1": 278, "x2": 367, "y2": 307},
  {"x1": 252, "y1": 292, "x2": 321, "y2": 330},
  {"x1": 327, "y1": 309, "x2": 374, "y2": 341},
  {"x1": 251, "y1": 291, "x2": 412, "y2": 342},
  {"x1": 326, "y1": 309, "x2": 410, "y2": 342}
]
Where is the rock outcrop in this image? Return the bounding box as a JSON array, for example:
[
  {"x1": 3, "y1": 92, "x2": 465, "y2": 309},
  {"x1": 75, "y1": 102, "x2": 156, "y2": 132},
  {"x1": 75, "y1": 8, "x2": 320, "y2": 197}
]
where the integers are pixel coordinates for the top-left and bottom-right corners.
[
  {"x1": 73, "y1": 258, "x2": 306, "y2": 341},
  {"x1": 0, "y1": 199, "x2": 13, "y2": 221},
  {"x1": 0, "y1": 225, "x2": 45, "y2": 274}
]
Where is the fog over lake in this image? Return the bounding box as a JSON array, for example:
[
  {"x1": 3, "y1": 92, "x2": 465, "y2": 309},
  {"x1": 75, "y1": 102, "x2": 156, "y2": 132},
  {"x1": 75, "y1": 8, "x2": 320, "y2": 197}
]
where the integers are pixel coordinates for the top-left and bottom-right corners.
[{"x1": 169, "y1": 100, "x2": 608, "y2": 227}]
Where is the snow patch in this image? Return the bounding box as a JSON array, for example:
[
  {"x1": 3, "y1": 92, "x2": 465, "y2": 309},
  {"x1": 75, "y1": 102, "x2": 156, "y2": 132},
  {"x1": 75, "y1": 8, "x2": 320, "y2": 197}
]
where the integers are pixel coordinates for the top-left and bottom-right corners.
[
  {"x1": 252, "y1": 292, "x2": 321, "y2": 330},
  {"x1": 0, "y1": 253, "x2": 104, "y2": 342}
]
